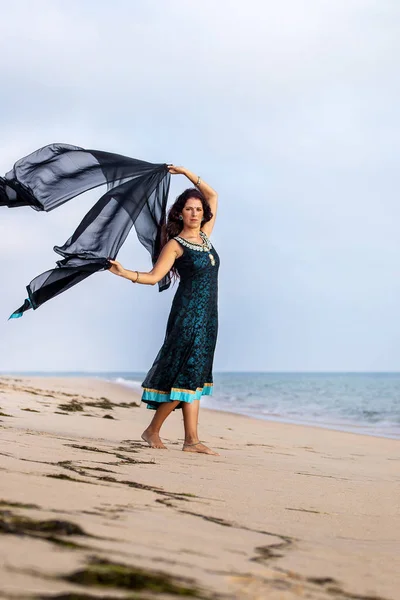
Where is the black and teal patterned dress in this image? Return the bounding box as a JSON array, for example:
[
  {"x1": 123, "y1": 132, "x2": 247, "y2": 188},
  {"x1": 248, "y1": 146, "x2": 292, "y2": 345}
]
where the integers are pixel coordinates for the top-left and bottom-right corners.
[{"x1": 141, "y1": 231, "x2": 219, "y2": 410}]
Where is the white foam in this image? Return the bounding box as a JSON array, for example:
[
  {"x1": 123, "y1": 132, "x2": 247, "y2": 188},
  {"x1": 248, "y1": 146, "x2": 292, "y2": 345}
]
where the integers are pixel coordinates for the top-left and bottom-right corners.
[{"x1": 113, "y1": 377, "x2": 143, "y2": 391}]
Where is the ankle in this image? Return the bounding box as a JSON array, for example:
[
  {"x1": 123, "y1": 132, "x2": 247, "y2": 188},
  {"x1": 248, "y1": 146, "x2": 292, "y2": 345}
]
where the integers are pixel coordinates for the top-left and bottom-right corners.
[
  {"x1": 144, "y1": 427, "x2": 160, "y2": 435},
  {"x1": 184, "y1": 436, "x2": 200, "y2": 444}
]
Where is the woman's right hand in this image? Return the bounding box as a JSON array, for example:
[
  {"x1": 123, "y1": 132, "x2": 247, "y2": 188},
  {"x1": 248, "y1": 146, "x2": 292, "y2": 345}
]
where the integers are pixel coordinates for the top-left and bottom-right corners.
[
  {"x1": 108, "y1": 259, "x2": 127, "y2": 278},
  {"x1": 168, "y1": 165, "x2": 187, "y2": 175}
]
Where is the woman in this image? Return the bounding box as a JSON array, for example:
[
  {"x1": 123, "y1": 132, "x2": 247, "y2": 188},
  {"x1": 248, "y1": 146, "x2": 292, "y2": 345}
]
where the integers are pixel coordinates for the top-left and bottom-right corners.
[{"x1": 108, "y1": 165, "x2": 219, "y2": 455}]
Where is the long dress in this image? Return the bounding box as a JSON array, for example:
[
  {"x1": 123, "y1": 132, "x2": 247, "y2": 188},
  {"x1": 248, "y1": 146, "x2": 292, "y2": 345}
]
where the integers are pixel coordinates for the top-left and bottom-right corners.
[{"x1": 141, "y1": 231, "x2": 219, "y2": 409}]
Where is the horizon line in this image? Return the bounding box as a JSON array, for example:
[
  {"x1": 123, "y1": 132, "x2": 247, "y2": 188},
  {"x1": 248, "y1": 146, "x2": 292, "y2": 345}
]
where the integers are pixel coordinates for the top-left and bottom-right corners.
[{"x1": 2, "y1": 370, "x2": 400, "y2": 375}]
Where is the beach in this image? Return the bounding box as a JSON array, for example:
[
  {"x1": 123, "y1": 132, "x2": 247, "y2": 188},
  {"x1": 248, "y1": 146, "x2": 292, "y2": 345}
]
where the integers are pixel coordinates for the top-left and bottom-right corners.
[{"x1": 0, "y1": 375, "x2": 399, "y2": 600}]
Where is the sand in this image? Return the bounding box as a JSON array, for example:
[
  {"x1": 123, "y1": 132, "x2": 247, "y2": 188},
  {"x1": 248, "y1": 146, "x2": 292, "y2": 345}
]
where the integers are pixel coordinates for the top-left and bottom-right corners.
[{"x1": 0, "y1": 375, "x2": 399, "y2": 600}]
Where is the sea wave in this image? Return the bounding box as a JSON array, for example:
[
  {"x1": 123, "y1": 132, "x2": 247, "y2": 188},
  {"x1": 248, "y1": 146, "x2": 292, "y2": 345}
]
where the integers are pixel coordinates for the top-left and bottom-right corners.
[
  {"x1": 102, "y1": 372, "x2": 400, "y2": 440},
  {"x1": 113, "y1": 377, "x2": 143, "y2": 391}
]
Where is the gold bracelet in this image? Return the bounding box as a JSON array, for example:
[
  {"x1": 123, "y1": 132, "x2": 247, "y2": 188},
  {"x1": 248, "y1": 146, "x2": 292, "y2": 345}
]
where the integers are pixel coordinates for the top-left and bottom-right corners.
[
  {"x1": 132, "y1": 271, "x2": 139, "y2": 283},
  {"x1": 196, "y1": 176, "x2": 201, "y2": 187}
]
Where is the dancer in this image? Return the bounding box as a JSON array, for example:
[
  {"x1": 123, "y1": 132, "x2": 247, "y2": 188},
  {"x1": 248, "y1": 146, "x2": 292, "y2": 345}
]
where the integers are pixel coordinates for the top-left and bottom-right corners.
[{"x1": 108, "y1": 166, "x2": 219, "y2": 455}]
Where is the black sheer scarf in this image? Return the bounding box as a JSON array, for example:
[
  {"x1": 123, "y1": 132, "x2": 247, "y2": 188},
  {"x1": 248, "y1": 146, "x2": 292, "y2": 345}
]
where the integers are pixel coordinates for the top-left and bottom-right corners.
[{"x1": 0, "y1": 143, "x2": 171, "y2": 318}]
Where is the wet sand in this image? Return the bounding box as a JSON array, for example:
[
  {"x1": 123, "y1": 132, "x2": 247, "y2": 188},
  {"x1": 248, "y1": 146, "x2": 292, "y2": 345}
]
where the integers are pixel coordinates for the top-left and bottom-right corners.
[{"x1": 0, "y1": 375, "x2": 399, "y2": 599}]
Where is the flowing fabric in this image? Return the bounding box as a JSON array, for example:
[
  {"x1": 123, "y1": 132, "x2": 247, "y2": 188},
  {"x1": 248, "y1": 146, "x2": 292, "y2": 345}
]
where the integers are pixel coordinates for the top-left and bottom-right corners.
[{"x1": 0, "y1": 143, "x2": 171, "y2": 318}]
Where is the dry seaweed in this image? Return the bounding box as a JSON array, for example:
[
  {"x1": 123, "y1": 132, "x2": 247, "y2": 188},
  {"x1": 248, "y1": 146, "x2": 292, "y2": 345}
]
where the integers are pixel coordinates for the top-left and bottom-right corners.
[{"x1": 62, "y1": 556, "x2": 203, "y2": 597}]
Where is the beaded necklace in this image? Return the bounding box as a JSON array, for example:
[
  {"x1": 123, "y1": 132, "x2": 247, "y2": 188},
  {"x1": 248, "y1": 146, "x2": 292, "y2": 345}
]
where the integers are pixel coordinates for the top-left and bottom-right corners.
[{"x1": 174, "y1": 231, "x2": 215, "y2": 266}]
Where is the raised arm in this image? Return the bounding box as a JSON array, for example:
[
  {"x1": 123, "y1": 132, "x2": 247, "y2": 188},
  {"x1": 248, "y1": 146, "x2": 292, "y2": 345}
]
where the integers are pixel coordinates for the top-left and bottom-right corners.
[
  {"x1": 108, "y1": 239, "x2": 181, "y2": 285},
  {"x1": 168, "y1": 165, "x2": 218, "y2": 237}
]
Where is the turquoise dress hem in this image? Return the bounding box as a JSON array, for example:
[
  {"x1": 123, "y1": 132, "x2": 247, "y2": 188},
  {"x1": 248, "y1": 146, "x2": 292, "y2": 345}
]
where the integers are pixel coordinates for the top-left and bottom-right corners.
[{"x1": 142, "y1": 384, "x2": 213, "y2": 410}]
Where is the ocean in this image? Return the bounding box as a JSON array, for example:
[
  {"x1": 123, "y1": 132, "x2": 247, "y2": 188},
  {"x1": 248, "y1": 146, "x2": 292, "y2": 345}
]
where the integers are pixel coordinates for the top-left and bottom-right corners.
[{"x1": 6, "y1": 371, "x2": 398, "y2": 440}]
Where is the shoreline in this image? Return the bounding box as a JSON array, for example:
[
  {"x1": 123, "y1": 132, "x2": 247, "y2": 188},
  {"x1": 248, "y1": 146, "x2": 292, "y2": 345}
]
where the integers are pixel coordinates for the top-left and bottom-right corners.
[
  {"x1": 106, "y1": 375, "x2": 400, "y2": 442},
  {"x1": 203, "y1": 405, "x2": 400, "y2": 441},
  {"x1": 1, "y1": 371, "x2": 399, "y2": 440},
  {"x1": 2, "y1": 374, "x2": 397, "y2": 445}
]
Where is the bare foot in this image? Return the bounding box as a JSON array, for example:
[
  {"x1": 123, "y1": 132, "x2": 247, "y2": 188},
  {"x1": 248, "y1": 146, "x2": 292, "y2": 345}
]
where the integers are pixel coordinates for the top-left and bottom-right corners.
[
  {"x1": 182, "y1": 441, "x2": 219, "y2": 456},
  {"x1": 141, "y1": 430, "x2": 168, "y2": 449}
]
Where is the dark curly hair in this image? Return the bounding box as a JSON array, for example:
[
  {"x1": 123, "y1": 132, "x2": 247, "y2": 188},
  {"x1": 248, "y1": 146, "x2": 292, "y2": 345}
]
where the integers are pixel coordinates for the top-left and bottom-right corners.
[
  {"x1": 166, "y1": 188, "x2": 213, "y2": 240},
  {"x1": 161, "y1": 188, "x2": 213, "y2": 282}
]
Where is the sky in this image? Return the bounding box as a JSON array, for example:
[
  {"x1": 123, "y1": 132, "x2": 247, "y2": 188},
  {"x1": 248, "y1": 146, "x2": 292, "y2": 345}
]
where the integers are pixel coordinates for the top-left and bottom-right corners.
[{"x1": 1, "y1": 0, "x2": 400, "y2": 372}]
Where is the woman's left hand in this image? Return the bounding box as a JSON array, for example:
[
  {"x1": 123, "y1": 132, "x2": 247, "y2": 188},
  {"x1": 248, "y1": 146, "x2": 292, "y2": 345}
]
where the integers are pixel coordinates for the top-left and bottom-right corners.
[
  {"x1": 168, "y1": 165, "x2": 186, "y2": 175},
  {"x1": 108, "y1": 259, "x2": 126, "y2": 277}
]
